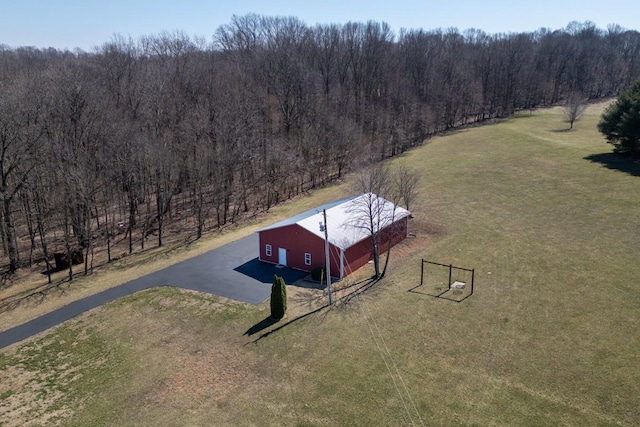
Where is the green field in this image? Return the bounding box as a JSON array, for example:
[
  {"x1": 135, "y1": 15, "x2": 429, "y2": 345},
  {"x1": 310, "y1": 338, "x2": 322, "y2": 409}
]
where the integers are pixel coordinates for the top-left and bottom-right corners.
[{"x1": 2, "y1": 103, "x2": 640, "y2": 426}]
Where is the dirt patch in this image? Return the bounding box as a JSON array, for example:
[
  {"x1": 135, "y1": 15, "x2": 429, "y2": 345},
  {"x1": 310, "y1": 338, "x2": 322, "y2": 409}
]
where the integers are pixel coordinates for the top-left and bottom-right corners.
[
  {"x1": 104, "y1": 290, "x2": 266, "y2": 417},
  {"x1": 0, "y1": 356, "x2": 84, "y2": 427},
  {"x1": 149, "y1": 343, "x2": 252, "y2": 406},
  {"x1": 0, "y1": 380, "x2": 70, "y2": 427}
]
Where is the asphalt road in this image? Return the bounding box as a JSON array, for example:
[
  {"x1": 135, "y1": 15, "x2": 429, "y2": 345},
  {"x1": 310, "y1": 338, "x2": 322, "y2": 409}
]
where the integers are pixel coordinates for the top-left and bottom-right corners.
[{"x1": 0, "y1": 233, "x2": 308, "y2": 349}]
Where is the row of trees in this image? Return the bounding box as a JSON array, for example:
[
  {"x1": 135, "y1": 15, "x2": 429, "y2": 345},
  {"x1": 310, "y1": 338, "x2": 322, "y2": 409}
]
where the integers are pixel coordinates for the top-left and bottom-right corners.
[{"x1": 1, "y1": 16, "x2": 640, "y2": 277}]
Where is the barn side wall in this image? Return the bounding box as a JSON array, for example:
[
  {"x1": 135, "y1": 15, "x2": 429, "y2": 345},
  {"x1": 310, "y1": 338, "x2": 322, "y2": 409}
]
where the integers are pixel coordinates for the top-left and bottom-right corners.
[
  {"x1": 258, "y1": 225, "x2": 341, "y2": 276},
  {"x1": 380, "y1": 216, "x2": 409, "y2": 252},
  {"x1": 343, "y1": 216, "x2": 409, "y2": 275}
]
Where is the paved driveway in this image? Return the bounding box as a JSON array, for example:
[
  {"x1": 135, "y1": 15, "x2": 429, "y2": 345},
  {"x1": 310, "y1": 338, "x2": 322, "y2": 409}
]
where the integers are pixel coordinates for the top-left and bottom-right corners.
[{"x1": 0, "y1": 234, "x2": 308, "y2": 349}]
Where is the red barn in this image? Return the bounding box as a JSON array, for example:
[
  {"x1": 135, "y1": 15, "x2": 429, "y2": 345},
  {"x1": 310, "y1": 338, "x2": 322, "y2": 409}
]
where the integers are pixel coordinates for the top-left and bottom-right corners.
[{"x1": 257, "y1": 194, "x2": 411, "y2": 279}]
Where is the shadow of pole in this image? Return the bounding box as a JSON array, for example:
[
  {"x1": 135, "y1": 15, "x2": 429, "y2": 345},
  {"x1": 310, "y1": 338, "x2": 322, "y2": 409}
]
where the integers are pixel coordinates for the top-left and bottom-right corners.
[
  {"x1": 244, "y1": 276, "x2": 381, "y2": 345},
  {"x1": 245, "y1": 305, "x2": 328, "y2": 345}
]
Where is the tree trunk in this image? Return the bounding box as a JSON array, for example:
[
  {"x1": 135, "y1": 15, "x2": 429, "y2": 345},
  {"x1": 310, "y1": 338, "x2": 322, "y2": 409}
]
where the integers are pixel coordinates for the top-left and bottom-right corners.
[
  {"x1": 371, "y1": 235, "x2": 380, "y2": 278},
  {"x1": 380, "y1": 222, "x2": 396, "y2": 279},
  {"x1": 34, "y1": 190, "x2": 51, "y2": 284},
  {"x1": 2, "y1": 196, "x2": 18, "y2": 273},
  {"x1": 196, "y1": 190, "x2": 204, "y2": 239},
  {"x1": 128, "y1": 192, "x2": 137, "y2": 254},
  {"x1": 64, "y1": 210, "x2": 73, "y2": 282},
  {"x1": 157, "y1": 213, "x2": 163, "y2": 247},
  {"x1": 21, "y1": 192, "x2": 37, "y2": 267}
]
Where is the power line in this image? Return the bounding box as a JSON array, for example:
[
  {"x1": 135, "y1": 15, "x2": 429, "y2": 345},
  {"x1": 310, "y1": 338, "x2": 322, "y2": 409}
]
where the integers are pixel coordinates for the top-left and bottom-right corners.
[
  {"x1": 357, "y1": 293, "x2": 424, "y2": 426},
  {"x1": 359, "y1": 294, "x2": 426, "y2": 426}
]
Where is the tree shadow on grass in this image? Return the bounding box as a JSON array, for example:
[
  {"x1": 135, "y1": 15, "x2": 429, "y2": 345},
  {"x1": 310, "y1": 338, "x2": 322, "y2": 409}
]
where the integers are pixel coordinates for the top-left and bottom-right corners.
[
  {"x1": 584, "y1": 152, "x2": 640, "y2": 177},
  {"x1": 243, "y1": 276, "x2": 379, "y2": 344},
  {"x1": 243, "y1": 316, "x2": 279, "y2": 336},
  {"x1": 244, "y1": 305, "x2": 328, "y2": 344},
  {"x1": 339, "y1": 276, "x2": 380, "y2": 305}
]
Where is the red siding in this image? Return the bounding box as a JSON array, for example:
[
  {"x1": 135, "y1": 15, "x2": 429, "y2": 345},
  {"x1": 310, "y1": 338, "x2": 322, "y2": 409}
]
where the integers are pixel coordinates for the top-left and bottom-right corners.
[
  {"x1": 259, "y1": 224, "x2": 341, "y2": 276},
  {"x1": 343, "y1": 237, "x2": 372, "y2": 276},
  {"x1": 259, "y1": 216, "x2": 409, "y2": 279},
  {"x1": 380, "y1": 216, "x2": 409, "y2": 252},
  {"x1": 343, "y1": 216, "x2": 409, "y2": 276}
]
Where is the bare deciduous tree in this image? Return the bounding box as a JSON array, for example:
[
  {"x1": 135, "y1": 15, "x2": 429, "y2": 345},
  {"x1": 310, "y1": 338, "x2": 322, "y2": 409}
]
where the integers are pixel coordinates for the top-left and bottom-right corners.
[
  {"x1": 349, "y1": 163, "x2": 392, "y2": 279},
  {"x1": 392, "y1": 163, "x2": 419, "y2": 210},
  {"x1": 564, "y1": 91, "x2": 588, "y2": 129},
  {"x1": 0, "y1": 17, "x2": 639, "y2": 280},
  {"x1": 0, "y1": 76, "x2": 40, "y2": 272}
]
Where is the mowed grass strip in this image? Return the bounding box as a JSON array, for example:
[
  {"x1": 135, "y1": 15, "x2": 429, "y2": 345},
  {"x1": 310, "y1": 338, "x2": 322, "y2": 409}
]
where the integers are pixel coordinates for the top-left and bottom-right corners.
[{"x1": 2, "y1": 102, "x2": 640, "y2": 426}]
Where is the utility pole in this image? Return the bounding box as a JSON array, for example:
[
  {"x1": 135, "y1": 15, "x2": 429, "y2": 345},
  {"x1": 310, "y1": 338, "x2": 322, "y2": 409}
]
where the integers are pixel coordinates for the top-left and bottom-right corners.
[{"x1": 322, "y1": 209, "x2": 332, "y2": 305}]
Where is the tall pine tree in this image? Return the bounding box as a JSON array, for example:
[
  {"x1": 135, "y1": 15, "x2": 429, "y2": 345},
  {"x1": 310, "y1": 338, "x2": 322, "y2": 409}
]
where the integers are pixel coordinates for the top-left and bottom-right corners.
[
  {"x1": 270, "y1": 275, "x2": 287, "y2": 320},
  {"x1": 598, "y1": 81, "x2": 640, "y2": 157}
]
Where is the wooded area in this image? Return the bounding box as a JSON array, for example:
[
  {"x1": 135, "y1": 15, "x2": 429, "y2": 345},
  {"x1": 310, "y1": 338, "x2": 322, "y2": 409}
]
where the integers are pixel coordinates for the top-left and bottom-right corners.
[{"x1": 1, "y1": 16, "x2": 639, "y2": 277}]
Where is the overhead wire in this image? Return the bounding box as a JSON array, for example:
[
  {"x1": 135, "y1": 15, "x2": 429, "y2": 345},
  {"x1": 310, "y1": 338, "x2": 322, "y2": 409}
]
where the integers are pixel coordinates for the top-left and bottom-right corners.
[{"x1": 356, "y1": 292, "x2": 425, "y2": 426}]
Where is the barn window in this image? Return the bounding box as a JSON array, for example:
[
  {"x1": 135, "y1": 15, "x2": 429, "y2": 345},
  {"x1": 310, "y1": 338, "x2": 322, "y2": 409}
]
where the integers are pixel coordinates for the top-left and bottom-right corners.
[
  {"x1": 304, "y1": 252, "x2": 312, "y2": 265},
  {"x1": 265, "y1": 244, "x2": 272, "y2": 257}
]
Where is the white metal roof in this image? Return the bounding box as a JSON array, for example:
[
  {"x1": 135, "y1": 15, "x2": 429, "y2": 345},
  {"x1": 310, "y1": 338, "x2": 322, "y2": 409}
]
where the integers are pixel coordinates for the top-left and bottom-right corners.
[{"x1": 257, "y1": 193, "x2": 411, "y2": 250}]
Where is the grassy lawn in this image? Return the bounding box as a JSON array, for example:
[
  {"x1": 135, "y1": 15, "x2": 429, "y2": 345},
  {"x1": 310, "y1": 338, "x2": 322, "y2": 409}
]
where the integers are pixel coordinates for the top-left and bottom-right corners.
[{"x1": 2, "y1": 102, "x2": 640, "y2": 426}]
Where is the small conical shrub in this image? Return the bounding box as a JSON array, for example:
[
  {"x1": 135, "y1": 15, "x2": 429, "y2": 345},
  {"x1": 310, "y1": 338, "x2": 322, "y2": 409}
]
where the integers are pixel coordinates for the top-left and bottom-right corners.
[
  {"x1": 270, "y1": 275, "x2": 287, "y2": 320},
  {"x1": 280, "y1": 276, "x2": 287, "y2": 314}
]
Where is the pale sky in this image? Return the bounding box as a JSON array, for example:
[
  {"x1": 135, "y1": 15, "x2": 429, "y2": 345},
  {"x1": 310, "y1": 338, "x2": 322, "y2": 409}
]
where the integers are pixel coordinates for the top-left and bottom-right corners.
[{"x1": 1, "y1": 0, "x2": 639, "y2": 51}]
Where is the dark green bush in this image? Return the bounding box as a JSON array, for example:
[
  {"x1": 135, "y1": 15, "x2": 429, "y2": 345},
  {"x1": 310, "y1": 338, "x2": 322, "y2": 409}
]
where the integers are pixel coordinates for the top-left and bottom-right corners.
[{"x1": 270, "y1": 275, "x2": 287, "y2": 320}]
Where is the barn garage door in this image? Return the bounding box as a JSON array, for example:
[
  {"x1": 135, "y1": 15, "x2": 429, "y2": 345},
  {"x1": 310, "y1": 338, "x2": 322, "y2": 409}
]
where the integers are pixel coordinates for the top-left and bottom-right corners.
[{"x1": 278, "y1": 248, "x2": 287, "y2": 266}]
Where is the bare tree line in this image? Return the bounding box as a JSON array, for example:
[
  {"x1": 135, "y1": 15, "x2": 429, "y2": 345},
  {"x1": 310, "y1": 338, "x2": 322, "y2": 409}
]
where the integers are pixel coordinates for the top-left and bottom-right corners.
[{"x1": 1, "y1": 16, "x2": 639, "y2": 278}]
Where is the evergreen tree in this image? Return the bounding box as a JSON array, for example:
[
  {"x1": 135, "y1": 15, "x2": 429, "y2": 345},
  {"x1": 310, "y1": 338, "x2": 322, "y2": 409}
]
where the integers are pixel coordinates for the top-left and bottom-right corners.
[
  {"x1": 270, "y1": 275, "x2": 287, "y2": 320},
  {"x1": 598, "y1": 81, "x2": 640, "y2": 158}
]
